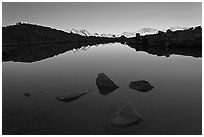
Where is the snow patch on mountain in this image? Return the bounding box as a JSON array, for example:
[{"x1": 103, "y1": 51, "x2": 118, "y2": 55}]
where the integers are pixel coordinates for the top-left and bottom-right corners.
[
  {"x1": 119, "y1": 28, "x2": 159, "y2": 38},
  {"x1": 101, "y1": 33, "x2": 116, "y2": 38},
  {"x1": 65, "y1": 26, "x2": 191, "y2": 38},
  {"x1": 120, "y1": 32, "x2": 136, "y2": 38},
  {"x1": 137, "y1": 28, "x2": 159, "y2": 36},
  {"x1": 66, "y1": 28, "x2": 91, "y2": 36},
  {"x1": 169, "y1": 27, "x2": 189, "y2": 32},
  {"x1": 66, "y1": 28, "x2": 116, "y2": 38}
]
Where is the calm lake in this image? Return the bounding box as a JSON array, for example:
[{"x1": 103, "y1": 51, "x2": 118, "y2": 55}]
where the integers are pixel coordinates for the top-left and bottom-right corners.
[{"x1": 2, "y1": 43, "x2": 202, "y2": 135}]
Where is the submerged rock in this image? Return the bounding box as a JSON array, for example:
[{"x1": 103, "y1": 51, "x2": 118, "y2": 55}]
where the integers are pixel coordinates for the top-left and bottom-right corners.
[
  {"x1": 96, "y1": 73, "x2": 119, "y2": 95},
  {"x1": 129, "y1": 80, "x2": 154, "y2": 92},
  {"x1": 111, "y1": 103, "x2": 144, "y2": 127},
  {"x1": 56, "y1": 92, "x2": 87, "y2": 102},
  {"x1": 24, "y1": 92, "x2": 31, "y2": 97}
]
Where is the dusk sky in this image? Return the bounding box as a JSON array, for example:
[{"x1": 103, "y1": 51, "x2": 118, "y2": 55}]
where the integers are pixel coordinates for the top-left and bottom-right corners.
[{"x1": 2, "y1": 2, "x2": 202, "y2": 34}]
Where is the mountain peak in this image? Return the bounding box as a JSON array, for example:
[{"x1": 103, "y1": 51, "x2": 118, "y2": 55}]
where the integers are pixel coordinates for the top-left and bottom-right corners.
[
  {"x1": 65, "y1": 26, "x2": 191, "y2": 38},
  {"x1": 66, "y1": 28, "x2": 90, "y2": 37},
  {"x1": 65, "y1": 28, "x2": 116, "y2": 38}
]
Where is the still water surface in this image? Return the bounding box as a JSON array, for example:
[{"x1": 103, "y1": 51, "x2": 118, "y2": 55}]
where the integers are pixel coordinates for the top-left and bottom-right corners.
[{"x1": 2, "y1": 43, "x2": 202, "y2": 134}]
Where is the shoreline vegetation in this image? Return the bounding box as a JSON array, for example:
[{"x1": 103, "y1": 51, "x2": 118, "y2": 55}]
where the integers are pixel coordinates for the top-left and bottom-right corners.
[{"x1": 2, "y1": 22, "x2": 202, "y2": 62}]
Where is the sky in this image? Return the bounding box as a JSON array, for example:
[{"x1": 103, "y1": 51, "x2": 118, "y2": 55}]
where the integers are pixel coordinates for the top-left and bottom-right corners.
[{"x1": 2, "y1": 2, "x2": 202, "y2": 34}]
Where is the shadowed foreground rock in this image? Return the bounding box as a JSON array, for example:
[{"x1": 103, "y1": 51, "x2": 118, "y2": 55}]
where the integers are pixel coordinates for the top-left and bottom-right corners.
[
  {"x1": 56, "y1": 92, "x2": 87, "y2": 102},
  {"x1": 111, "y1": 103, "x2": 144, "y2": 127},
  {"x1": 129, "y1": 80, "x2": 154, "y2": 92},
  {"x1": 96, "y1": 73, "x2": 119, "y2": 95},
  {"x1": 97, "y1": 87, "x2": 118, "y2": 96}
]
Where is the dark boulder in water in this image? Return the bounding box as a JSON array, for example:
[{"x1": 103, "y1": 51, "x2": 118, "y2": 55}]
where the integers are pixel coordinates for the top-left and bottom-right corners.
[
  {"x1": 96, "y1": 73, "x2": 119, "y2": 88},
  {"x1": 96, "y1": 73, "x2": 119, "y2": 95},
  {"x1": 111, "y1": 103, "x2": 144, "y2": 127},
  {"x1": 129, "y1": 80, "x2": 154, "y2": 92},
  {"x1": 56, "y1": 92, "x2": 87, "y2": 102},
  {"x1": 97, "y1": 87, "x2": 118, "y2": 96}
]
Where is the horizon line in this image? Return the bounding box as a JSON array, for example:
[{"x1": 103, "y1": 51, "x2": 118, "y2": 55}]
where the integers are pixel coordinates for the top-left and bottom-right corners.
[{"x1": 2, "y1": 21, "x2": 202, "y2": 35}]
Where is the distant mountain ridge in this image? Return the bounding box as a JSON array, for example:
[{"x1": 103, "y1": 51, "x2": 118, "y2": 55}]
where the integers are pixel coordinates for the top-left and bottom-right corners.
[
  {"x1": 2, "y1": 23, "x2": 116, "y2": 46},
  {"x1": 66, "y1": 28, "x2": 91, "y2": 37},
  {"x1": 3, "y1": 23, "x2": 202, "y2": 62},
  {"x1": 65, "y1": 27, "x2": 189, "y2": 38},
  {"x1": 66, "y1": 28, "x2": 116, "y2": 38},
  {"x1": 3, "y1": 22, "x2": 200, "y2": 48},
  {"x1": 169, "y1": 27, "x2": 189, "y2": 31}
]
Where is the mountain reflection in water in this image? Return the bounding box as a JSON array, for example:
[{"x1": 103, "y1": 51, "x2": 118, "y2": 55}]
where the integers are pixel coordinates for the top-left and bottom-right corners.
[{"x1": 2, "y1": 42, "x2": 201, "y2": 63}]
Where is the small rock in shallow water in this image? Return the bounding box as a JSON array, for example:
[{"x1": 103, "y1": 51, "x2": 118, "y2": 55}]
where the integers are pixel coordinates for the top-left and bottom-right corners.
[
  {"x1": 111, "y1": 103, "x2": 144, "y2": 127},
  {"x1": 129, "y1": 80, "x2": 154, "y2": 92},
  {"x1": 56, "y1": 92, "x2": 87, "y2": 102},
  {"x1": 24, "y1": 92, "x2": 31, "y2": 97},
  {"x1": 96, "y1": 73, "x2": 119, "y2": 95}
]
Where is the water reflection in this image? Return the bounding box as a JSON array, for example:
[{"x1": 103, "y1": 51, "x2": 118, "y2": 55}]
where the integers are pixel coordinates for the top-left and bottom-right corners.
[
  {"x1": 2, "y1": 42, "x2": 99, "y2": 63},
  {"x1": 2, "y1": 42, "x2": 201, "y2": 63},
  {"x1": 2, "y1": 43, "x2": 202, "y2": 134},
  {"x1": 127, "y1": 42, "x2": 202, "y2": 58}
]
